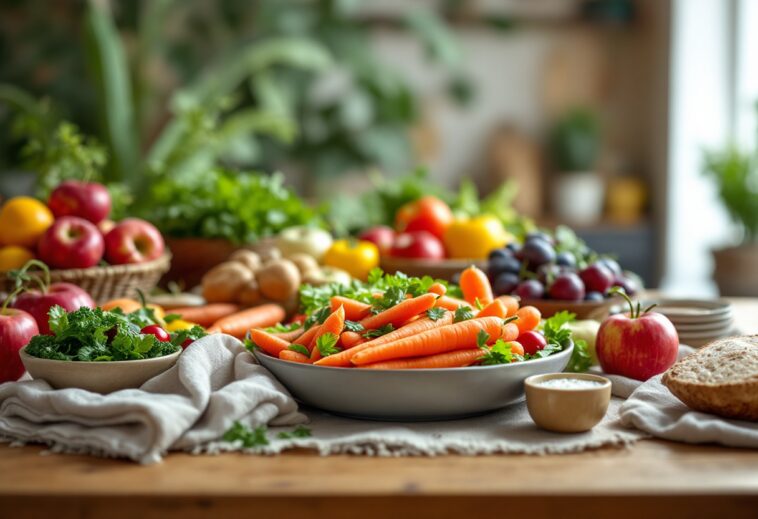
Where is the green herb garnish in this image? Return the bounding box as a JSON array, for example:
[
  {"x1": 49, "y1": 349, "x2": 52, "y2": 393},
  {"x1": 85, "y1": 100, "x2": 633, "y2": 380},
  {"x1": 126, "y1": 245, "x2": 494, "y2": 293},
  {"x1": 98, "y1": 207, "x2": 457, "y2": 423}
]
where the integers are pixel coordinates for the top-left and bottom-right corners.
[
  {"x1": 287, "y1": 344, "x2": 310, "y2": 356},
  {"x1": 223, "y1": 422, "x2": 269, "y2": 448},
  {"x1": 277, "y1": 425, "x2": 312, "y2": 439},
  {"x1": 454, "y1": 305, "x2": 475, "y2": 323},
  {"x1": 343, "y1": 320, "x2": 365, "y2": 333},
  {"x1": 316, "y1": 332, "x2": 341, "y2": 357},
  {"x1": 426, "y1": 307, "x2": 447, "y2": 321},
  {"x1": 363, "y1": 324, "x2": 395, "y2": 339}
]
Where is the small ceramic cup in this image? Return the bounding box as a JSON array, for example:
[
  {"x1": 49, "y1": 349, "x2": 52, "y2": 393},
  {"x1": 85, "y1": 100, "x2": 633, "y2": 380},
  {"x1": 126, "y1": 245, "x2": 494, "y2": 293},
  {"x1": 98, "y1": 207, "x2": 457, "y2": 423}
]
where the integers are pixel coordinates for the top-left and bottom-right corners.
[{"x1": 524, "y1": 373, "x2": 612, "y2": 433}]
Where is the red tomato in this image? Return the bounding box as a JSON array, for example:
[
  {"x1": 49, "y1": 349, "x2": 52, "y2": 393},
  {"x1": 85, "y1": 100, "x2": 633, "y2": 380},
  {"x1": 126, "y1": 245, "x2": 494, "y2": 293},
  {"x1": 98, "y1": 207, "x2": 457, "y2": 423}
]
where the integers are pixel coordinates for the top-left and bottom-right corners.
[
  {"x1": 517, "y1": 330, "x2": 547, "y2": 355},
  {"x1": 395, "y1": 196, "x2": 453, "y2": 241},
  {"x1": 389, "y1": 231, "x2": 446, "y2": 260},
  {"x1": 141, "y1": 324, "x2": 171, "y2": 342}
]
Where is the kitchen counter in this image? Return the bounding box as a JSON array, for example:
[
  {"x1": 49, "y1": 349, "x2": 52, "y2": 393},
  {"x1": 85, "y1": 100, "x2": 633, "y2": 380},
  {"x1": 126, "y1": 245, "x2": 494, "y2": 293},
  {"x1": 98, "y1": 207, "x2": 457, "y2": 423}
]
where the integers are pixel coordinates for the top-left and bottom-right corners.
[{"x1": 2, "y1": 297, "x2": 757, "y2": 518}]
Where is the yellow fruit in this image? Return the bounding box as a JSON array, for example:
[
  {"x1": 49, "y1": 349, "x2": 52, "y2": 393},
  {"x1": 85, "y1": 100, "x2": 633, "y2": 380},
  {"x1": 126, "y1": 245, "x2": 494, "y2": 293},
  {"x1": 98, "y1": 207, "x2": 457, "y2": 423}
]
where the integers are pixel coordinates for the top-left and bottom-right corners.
[
  {"x1": 0, "y1": 246, "x2": 35, "y2": 271},
  {"x1": 0, "y1": 197, "x2": 54, "y2": 248},
  {"x1": 165, "y1": 319, "x2": 198, "y2": 332},
  {"x1": 443, "y1": 216, "x2": 512, "y2": 259}
]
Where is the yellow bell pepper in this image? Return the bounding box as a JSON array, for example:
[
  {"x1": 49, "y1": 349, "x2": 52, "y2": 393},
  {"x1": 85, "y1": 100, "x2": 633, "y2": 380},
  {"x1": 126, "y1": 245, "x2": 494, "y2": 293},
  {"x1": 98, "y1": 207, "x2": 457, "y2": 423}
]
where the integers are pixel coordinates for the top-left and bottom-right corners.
[
  {"x1": 165, "y1": 318, "x2": 199, "y2": 332},
  {"x1": 323, "y1": 239, "x2": 379, "y2": 281},
  {"x1": 443, "y1": 215, "x2": 512, "y2": 259}
]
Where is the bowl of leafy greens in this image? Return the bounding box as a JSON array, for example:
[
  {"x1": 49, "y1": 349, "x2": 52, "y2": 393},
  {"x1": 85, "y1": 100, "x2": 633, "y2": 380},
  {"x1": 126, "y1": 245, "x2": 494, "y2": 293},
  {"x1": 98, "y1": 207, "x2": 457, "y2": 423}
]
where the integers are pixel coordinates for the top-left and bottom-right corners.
[{"x1": 20, "y1": 306, "x2": 197, "y2": 393}]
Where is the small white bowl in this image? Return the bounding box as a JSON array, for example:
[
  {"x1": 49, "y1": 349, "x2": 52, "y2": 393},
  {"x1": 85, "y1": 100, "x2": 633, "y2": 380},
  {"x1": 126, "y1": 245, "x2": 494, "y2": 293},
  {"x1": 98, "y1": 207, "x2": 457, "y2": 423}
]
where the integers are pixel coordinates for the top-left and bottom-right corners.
[
  {"x1": 20, "y1": 346, "x2": 181, "y2": 393},
  {"x1": 525, "y1": 373, "x2": 611, "y2": 433}
]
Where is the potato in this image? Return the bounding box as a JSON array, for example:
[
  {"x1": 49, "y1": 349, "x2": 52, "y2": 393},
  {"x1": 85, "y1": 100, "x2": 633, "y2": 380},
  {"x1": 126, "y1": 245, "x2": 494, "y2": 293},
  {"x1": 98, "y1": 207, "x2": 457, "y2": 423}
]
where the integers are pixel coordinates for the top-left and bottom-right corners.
[
  {"x1": 201, "y1": 262, "x2": 253, "y2": 303},
  {"x1": 248, "y1": 239, "x2": 281, "y2": 263},
  {"x1": 256, "y1": 259, "x2": 301, "y2": 302},
  {"x1": 286, "y1": 252, "x2": 320, "y2": 276},
  {"x1": 229, "y1": 250, "x2": 262, "y2": 272},
  {"x1": 237, "y1": 277, "x2": 261, "y2": 306},
  {"x1": 304, "y1": 267, "x2": 352, "y2": 286}
]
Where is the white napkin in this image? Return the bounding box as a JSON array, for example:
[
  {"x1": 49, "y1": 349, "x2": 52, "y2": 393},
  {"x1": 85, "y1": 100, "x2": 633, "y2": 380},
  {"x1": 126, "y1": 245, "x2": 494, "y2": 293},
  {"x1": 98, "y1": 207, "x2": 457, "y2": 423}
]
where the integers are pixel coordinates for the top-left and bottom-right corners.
[
  {"x1": 619, "y1": 375, "x2": 758, "y2": 448},
  {"x1": 0, "y1": 334, "x2": 305, "y2": 463}
]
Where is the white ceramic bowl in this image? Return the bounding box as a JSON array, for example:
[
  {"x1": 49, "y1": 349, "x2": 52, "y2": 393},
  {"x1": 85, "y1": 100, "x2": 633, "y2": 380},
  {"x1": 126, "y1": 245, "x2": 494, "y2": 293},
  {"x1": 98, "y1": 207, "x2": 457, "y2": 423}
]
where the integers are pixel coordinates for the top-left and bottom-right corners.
[
  {"x1": 254, "y1": 342, "x2": 574, "y2": 421},
  {"x1": 524, "y1": 373, "x2": 612, "y2": 433},
  {"x1": 20, "y1": 346, "x2": 182, "y2": 393}
]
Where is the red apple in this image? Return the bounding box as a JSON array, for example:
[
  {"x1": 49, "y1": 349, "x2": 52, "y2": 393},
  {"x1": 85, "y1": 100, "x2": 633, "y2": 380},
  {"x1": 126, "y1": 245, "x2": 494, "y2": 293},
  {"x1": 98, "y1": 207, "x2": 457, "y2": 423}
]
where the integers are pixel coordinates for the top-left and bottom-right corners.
[
  {"x1": 13, "y1": 282, "x2": 94, "y2": 335},
  {"x1": 38, "y1": 216, "x2": 105, "y2": 269},
  {"x1": 358, "y1": 226, "x2": 395, "y2": 255},
  {"x1": 47, "y1": 180, "x2": 111, "y2": 224},
  {"x1": 389, "y1": 231, "x2": 445, "y2": 260},
  {"x1": 104, "y1": 218, "x2": 165, "y2": 265},
  {"x1": 596, "y1": 291, "x2": 679, "y2": 381},
  {"x1": 0, "y1": 307, "x2": 39, "y2": 382}
]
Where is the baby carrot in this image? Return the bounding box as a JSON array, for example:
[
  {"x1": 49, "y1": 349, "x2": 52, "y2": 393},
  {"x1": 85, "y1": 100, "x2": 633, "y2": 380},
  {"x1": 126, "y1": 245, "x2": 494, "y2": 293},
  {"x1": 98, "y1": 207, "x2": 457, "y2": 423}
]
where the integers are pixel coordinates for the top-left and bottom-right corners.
[
  {"x1": 515, "y1": 305, "x2": 541, "y2": 333},
  {"x1": 359, "y1": 293, "x2": 437, "y2": 330},
  {"x1": 459, "y1": 265, "x2": 494, "y2": 306},
  {"x1": 496, "y1": 295, "x2": 519, "y2": 317},
  {"x1": 502, "y1": 322, "x2": 520, "y2": 342},
  {"x1": 351, "y1": 316, "x2": 505, "y2": 366},
  {"x1": 315, "y1": 310, "x2": 454, "y2": 367},
  {"x1": 249, "y1": 329, "x2": 290, "y2": 357},
  {"x1": 330, "y1": 296, "x2": 372, "y2": 321},
  {"x1": 310, "y1": 305, "x2": 346, "y2": 361},
  {"x1": 279, "y1": 350, "x2": 311, "y2": 363},
  {"x1": 272, "y1": 327, "x2": 304, "y2": 342},
  {"x1": 206, "y1": 304, "x2": 286, "y2": 339},
  {"x1": 293, "y1": 324, "x2": 321, "y2": 348},
  {"x1": 358, "y1": 349, "x2": 484, "y2": 370},
  {"x1": 434, "y1": 295, "x2": 472, "y2": 311},
  {"x1": 477, "y1": 299, "x2": 507, "y2": 318},
  {"x1": 340, "y1": 331, "x2": 365, "y2": 349},
  {"x1": 171, "y1": 303, "x2": 241, "y2": 328},
  {"x1": 427, "y1": 282, "x2": 447, "y2": 296}
]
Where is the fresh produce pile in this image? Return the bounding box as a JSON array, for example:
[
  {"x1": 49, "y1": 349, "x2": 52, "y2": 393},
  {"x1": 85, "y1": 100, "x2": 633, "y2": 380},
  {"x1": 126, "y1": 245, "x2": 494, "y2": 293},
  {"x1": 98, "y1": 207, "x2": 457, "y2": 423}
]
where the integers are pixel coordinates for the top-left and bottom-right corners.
[
  {"x1": 483, "y1": 227, "x2": 641, "y2": 302},
  {"x1": 247, "y1": 267, "x2": 590, "y2": 371},
  {"x1": 0, "y1": 180, "x2": 165, "y2": 272},
  {"x1": 358, "y1": 195, "x2": 513, "y2": 261}
]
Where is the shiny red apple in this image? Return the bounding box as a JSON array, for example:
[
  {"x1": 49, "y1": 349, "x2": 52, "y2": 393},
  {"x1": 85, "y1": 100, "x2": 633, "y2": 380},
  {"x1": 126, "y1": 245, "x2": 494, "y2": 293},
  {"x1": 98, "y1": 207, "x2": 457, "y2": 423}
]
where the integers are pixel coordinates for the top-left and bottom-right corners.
[
  {"x1": 104, "y1": 218, "x2": 165, "y2": 265},
  {"x1": 389, "y1": 231, "x2": 445, "y2": 260},
  {"x1": 47, "y1": 180, "x2": 111, "y2": 224},
  {"x1": 13, "y1": 282, "x2": 94, "y2": 335},
  {"x1": 38, "y1": 216, "x2": 105, "y2": 269},
  {"x1": 596, "y1": 290, "x2": 679, "y2": 381},
  {"x1": 395, "y1": 196, "x2": 454, "y2": 241},
  {"x1": 358, "y1": 226, "x2": 396, "y2": 255},
  {"x1": 0, "y1": 307, "x2": 39, "y2": 382}
]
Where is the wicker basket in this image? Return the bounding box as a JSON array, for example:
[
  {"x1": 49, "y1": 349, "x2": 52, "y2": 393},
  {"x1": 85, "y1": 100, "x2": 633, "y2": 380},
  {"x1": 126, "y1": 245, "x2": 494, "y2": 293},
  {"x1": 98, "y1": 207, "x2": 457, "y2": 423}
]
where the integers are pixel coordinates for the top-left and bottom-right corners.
[{"x1": 0, "y1": 254, "x2": 172, "y2": 304}]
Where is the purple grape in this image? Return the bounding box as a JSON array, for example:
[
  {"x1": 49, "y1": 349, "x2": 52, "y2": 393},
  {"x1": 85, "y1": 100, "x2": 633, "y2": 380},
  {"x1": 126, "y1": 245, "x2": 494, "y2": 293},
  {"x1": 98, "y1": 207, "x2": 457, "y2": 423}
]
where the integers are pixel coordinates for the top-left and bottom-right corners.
[
  {"x1": 598, "y1": 258, "x2": 622, "y2": 276},
  {"x1": 584, "y1": 291, "x2": 605, "y2": 302},
  {"x1": 548, "y1": 272, "x2": 586, "y2": 301},
  {"x1": 488, "y1": 255, "x2": 521, "y2": 279},
  {"x1": 493, "y1": 272, "x2": 520, "y2": 295},
  {"x1": 579, "y1": 263, "x2": 614, "y2": 294},
  {"x1": 488, "y1": 248, "x2": 512, "y2": 261},
  {"x1": 555, "y1": 251, "x2": 576, "y2": 268},
  {"x1": 612, "y1": 274, "x2": 639, "y2": 296},
  {"x1": 506, "y1": 242, "x2": 522, "y2": 254},
  {"x1": 537, "y1": 263, "x2": 564, "y2": 285},
  {"x1": 515, "y1": 280, "x2": 545, "y2": 300},
  {"x1": 521, "y1": 239, "x2": 556, "y2": 269},
  {"x1": 526, "y1": 231, "x2": 554, "y2": 246}
]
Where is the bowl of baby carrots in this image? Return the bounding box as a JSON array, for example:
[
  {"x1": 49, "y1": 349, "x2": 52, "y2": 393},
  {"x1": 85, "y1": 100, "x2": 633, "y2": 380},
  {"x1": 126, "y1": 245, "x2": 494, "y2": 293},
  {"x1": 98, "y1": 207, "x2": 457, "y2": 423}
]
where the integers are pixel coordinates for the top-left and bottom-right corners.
[{"x1": 247, "y1": 266, "x2": 581, "y2": 421}]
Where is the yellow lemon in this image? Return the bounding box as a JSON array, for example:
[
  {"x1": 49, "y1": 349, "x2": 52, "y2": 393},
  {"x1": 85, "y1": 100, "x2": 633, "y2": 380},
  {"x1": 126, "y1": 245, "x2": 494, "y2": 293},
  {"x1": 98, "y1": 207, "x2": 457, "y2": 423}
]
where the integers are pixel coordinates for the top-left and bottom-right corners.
[
  {"x1": 0, "y1": 197, "x2": 54, "y2": 248},
  {"x1": 0, "y1": 246, "x2": 35, "y2": 271}
]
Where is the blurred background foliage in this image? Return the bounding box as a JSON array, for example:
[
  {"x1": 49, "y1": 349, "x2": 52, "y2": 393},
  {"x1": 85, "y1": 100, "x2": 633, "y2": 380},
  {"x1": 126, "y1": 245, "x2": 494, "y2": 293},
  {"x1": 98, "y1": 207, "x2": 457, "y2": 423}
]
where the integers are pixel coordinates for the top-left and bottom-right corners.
[{"x1": 0, "y1": 0, "x2": 470, "y2": 195}]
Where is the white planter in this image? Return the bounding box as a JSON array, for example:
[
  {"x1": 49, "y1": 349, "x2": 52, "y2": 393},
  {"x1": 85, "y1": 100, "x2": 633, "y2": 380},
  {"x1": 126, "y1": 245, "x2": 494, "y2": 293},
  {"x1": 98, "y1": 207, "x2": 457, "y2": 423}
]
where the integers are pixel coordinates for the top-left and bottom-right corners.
[{"x1": 552, "y1": 172, "x2": 605, "y2": 224}]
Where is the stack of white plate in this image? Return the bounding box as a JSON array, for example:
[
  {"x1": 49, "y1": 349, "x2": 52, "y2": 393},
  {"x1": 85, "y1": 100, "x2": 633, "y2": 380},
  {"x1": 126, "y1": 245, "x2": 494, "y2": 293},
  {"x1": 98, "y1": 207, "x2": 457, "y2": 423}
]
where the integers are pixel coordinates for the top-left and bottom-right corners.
[{"x1": 647, "y1": 299, "x2": 736, "y2": 347}]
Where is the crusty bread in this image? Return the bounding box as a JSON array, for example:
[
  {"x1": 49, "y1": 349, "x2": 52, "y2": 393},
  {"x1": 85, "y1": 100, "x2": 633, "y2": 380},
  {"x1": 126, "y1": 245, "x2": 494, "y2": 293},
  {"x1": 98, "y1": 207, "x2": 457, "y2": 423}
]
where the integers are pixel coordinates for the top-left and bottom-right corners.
[{"x1": 662, "y1": 335, "x2": 758, "y2": 421}]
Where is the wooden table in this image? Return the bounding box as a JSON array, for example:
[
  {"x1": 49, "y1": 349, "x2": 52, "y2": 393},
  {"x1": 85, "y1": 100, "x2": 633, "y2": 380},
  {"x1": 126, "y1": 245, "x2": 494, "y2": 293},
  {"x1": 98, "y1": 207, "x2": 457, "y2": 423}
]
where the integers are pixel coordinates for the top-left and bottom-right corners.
[{"x1": 2, "y1": 298, "x2": 757, "y2": 519}]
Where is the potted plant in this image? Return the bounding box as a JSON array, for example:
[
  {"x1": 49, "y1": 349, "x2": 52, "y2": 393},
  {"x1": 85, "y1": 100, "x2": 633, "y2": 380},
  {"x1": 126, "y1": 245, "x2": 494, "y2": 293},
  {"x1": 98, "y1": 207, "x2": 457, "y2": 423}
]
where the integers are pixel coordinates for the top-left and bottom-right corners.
[
  {"x1": 703, "y1": 133, "x2": 758, "y2": 296},
  {"x1": 549, "y1": 108, "x2": 604, "y2": 224}
]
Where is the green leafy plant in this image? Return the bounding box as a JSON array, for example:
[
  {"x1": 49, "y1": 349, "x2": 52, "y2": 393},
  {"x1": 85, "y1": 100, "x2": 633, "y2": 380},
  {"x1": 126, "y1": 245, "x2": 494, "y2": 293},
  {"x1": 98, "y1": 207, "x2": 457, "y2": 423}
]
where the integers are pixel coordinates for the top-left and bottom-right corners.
[
  {"x1": 703, "y1": 114, "x2": 758, "y2": 243},
  {"x1": 550, "y1": 108, "x2": 600, "y2": 173}
]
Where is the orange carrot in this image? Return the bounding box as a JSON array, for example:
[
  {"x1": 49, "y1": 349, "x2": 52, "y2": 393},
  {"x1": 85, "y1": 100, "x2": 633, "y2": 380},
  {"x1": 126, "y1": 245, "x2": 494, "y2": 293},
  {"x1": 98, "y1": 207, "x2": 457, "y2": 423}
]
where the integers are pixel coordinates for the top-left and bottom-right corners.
[
  {"x1": 206, "y1": 304, "x2": 286, "y2": 339},
  {"x1": 359, "y1": 293, "x2": 437, "y2": 330},
  {"x1": 310, "y1": 305, "x2": 346, "y2": 361},
  {"x1": 427, "y1": 282, "x2": 447, "y2": 296},
  {"x1": 171, "y1": 304, "x2": 241, "y2": 327},
  {"x1": 460, "y1": 265, "x2": 494, "y2": 306},
  {"x1": 502, "y1": 322, "x2": 520, "y2": 342},
  {"x1": 249, "y1": 329, "x2": 290, "y2": 357},
  {"x1": 272, "y1": 327, "x2": 304, "y2": 342},
  {"x1": 358, "y1": 348, "x2": 484, "y2": 370},
  {"x1": 496, "y1": 295, "x2": 519, "y2": 318},
  {"x1": 515, "y1": 306, "x2": 541, "y2": 333},
  {"x1": 434, "y1": 295, "x2": 472, "y2": 311},
  {"x1": 279, "y1": 350, "x2": 311, "y2": 363},
  {"x1": 509, "y1": 341, "x2": 525, "y2": 356},
  {"x1": 101, "y1": 298, "x2": 142, "y2": 313},
  {"x1": 340, "y1": 331, "x2": 365, "y2": 349},
  {"x1": 315, "y1": 310, "x2": 454, "y2": 367},
  {"x1": 293, "y1": 324, "x2": 321, "y2": 349},
  {"x1": 330, "y1": 296, "x2": 371, "y2": 321},
  {"x1": 351, "y1": 316, "x2": 505, "y2": 366},
  {"x1": 477, "y1": 299, "x2": 507, "y2": 318}
]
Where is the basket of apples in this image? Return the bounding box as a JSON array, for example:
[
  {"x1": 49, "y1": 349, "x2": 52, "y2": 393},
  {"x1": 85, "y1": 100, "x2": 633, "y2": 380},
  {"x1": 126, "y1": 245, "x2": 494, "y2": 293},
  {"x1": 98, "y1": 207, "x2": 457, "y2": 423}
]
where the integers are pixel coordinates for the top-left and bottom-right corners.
[
  {"x1": 0, "y1": 180, "x2": 169, "y2": 303},
  {"x1": 479, "y1": 229, "x2": 642, "y2": 320}
]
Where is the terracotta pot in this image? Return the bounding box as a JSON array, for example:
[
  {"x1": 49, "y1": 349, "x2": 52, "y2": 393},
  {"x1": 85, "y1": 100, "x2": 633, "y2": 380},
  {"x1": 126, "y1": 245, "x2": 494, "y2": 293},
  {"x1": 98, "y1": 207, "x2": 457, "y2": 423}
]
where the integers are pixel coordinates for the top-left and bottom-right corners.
[
  {"x1": 162, "y1": 237, "x2": 240, "y2": 289},
  {"x1": 712, "y1": 244, "x2": 758, "y2": 296}
]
